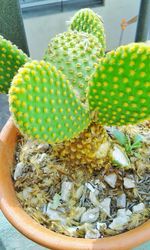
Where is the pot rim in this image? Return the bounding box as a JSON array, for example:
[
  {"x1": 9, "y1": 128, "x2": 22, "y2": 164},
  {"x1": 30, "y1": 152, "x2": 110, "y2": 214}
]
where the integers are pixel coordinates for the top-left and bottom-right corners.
[{"x1": 0, "y1": 118, "x2": 150, "y2": 250}]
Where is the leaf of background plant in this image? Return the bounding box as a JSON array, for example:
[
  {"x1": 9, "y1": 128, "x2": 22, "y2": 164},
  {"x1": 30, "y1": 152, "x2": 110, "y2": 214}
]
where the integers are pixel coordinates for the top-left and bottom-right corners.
[{"x1": 111, "y1": 128, "x2": 127, "y2": 146}]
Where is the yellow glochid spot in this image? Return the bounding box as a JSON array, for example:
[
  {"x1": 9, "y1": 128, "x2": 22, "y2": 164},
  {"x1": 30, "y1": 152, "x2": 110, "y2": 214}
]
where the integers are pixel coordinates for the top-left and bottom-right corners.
[
  {"x1": 35, "y1": 96, "x2": 40, "y2": 101},
  {"x1": 62, "y1": 116, "x2": 67, "y2": 120},
  {"x1": 35, "y1": 134, "x2": 39, "y2": 139},
  {"x1": 139, "y1": 62, "x2": 145, "y2": 69},
  {"x1": 130, "y1": 70, "x2": 135, "y2": 76},
  {"x1": 44, "y1": 108, "x2": 48, "y2": 113},
  {"x1": 129, "y1": 61, "x2": 135, "y2": 66},
  {"x1": 126, "y1": 88, "x2": 132, "y2": 93},
  {"x1": 59, "y1": 108, "x2": 63, "y2": 113},
  {"x1": 108, "y1": 66, "x2": 113, "y2": 72},
  {"x1": 32, "y1": 127, "x2": 37, "y2": 132},
  {"x1": 22, "y1": 101, "x2": 26, "y2": 107},
  {"x1": 113, "y1": 77, "x2": 118, "y2": 82},
  {"x1": 43, "y1": 134, "x2": 48, "y2": 139},
  {"x1": 43, "y1": 87, "x2": 47, "y2": 92},
  {"x1": 43, "y1": 97, "x2": 47, "y2": 102},
  {"x1": 140, "y1": 72, "x2": 146, "y2": 77},
  {"x1": 27, "y1": 84, "x2": 32, "y2": 90},
  {"x1": 123, "y1": 102, "x2": 129, "y2": 107},
  {"x1": 141, "y1": 99, "x2": 146, "y2": 103},
  {"x1": 134, "y1": 80, "x2": 140, "y2": 86},
  {"x1": 110, "y1": 91, "x2": 115, "y2": 96},
  {"x1": 137, "y1": 90, "x2": 143, "y2": 95},
  {"x1": 93, "y1": 89, "x2": 97, "y2": 93},
  {"x1": 37, "y1": 118, "x2": 42, "y2": 124},
  {"x1": 101, "y1": 74, "x2": 106, "y2": 79},
  {"x1": 52, "y1": 108, "x2": 56, "y2": 113},
  {"x1": 35, "y1": 107, "x2": 40, "y2": 113},
  {"x1": 113, "y1": 84, "x2": 119, "y2": 89},
  {"x1": 117, "y1": 107, "x2": 122, "y2": 112},
  {"x1": 41, "y1": 126, "x2": 45, "y2": 131},
  {"x1": 129, "y1": 96, "x2": 134, "y2": 101},
  {"x1": 119, "y1": 60, "x2": 124, "y2": 65},
  {"x1": 28, "y1": 106, "x2": 33, "y2": 111},
  {"x1": 104, "y1": 98, "x2": 108, "y2": 102}
]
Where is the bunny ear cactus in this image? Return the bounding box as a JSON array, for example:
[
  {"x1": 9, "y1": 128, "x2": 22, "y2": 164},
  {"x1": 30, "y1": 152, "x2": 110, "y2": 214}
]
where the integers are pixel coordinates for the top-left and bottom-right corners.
[
  {"x1": 69, "y1": 8, "x2": 106, "y2": 52},
  {"x1": 44, "y1": 31, "x2": 103, "y2": 102},
  {"x1": 53, "y1": 122, "x2": 111, "y2": 170},
  {"x1": 7, "y1": 8, "x2": 150, "y2": 171},
  {"x1": 88, "y1": 43, "x2": 150, "y2": 126},
  {"x1": 9, "y1": 60, "x2": 90, "y2": 144},
  {"x1": 0, "y1": 35, "x2": 29, "y2": 94}
]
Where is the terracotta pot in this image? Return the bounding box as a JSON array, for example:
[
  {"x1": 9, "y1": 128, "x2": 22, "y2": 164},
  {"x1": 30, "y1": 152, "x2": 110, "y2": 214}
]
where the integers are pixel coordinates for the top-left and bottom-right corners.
[{"x1": 0, "y1": 118, "x2": 150, "y2": 250}]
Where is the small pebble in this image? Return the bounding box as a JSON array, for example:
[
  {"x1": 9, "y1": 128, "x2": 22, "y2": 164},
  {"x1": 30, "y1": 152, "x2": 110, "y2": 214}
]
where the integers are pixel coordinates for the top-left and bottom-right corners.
[
  {"x1": 117, "y1": 193, "x2": 126, "y2": 208},
  {"x1": 99, "y1": 197, "x2": 111, "y2": 216},
  {"x1": 96, "y1": 222, "x2": 107, "y2": 230},
  {"x1": 22, "y1": 187, "x2": 32, "y2": 199},
  {"x1": 104, "y1": 173, "x2": 117, "y2": 188},
  {"x1": 37, "y1": 143, "x2": 49, "y2": 152},
  {"x1": 123, "y1": 177, "x2": 135, "y2": 189},
  {"x1": 132, "y1": 203, "x2": 145, "y2": 213},
  {"x1": 85, "y1": 229, "x2": 101, "y2": 239},
  {"x1": 81, "y1": 207, "x2": 99, "y2": 223},
  {"x1": 14, "y1": 162, "x2": 25, "y2": 180},
  {"x1": 61, "y1": 181, "x2": 73, "y2": 202}
]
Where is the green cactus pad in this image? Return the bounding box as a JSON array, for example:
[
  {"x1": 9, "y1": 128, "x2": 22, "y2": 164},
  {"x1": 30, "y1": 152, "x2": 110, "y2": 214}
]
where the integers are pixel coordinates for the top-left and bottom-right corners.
[
  {"x1": 9, "y1": 60, "x2": 90, "y2": 144},
  {"x1": 88, "y1": 43, "x2": 150, "y2": 126},
  {"x1": 0, "y1": 35, "x2": 29, "y2": 94},
  {"x1": 69, "y1": 8, "x2": 106, "y2": 51},
  {"x1": 44, "y1": 31, "x2": 103, "y2": 102}
]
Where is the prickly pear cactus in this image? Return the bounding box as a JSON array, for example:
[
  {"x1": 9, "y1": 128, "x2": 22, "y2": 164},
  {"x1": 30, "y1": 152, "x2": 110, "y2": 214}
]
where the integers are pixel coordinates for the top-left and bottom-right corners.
[
  {"x1": 0, "y1": 35, "x2": 29, "y2": 94},
  {"x1": 88, "y1": 43, "x2": 150, "y2": 126},
  {"x1": 44, "y1": 31, "x2": 103, "y2": 102},
  {"x1": 9, "y1": 60, "x2": 90, "y2": 144},
  {"x1": 69, "y1": 8, "x2": 106, "y2": 51},
  {"x1": 53, "y1": 122, "x2": 111, "y2": 170}
]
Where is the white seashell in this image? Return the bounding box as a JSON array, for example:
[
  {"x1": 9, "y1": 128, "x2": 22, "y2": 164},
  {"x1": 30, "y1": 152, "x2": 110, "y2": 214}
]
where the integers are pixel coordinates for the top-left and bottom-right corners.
[
  {"x1": 132, "y1": 203, "x2": 145, "y2": 213},
  {"x1": 96, "y1": 222, "x2": 107, "y2": 230},
  {"x1": 46, "y1": 206, "x2": 66, "y2": 225},
  {"x1": 61, "y1": 181, "x2": 73, "y2": 202},
  {"x1": 117, "y1": 209, "x2": 132, "y2": 217},
  {"x1": 74, "y1": 207, "x2": 86, "y2": 221},
  {"x1": 65, "y1": 226, "x2": 78, "y2": 237},
  {"x1": 89, "y1": 192, "x2": 100, "y2": 206},
  {"x1": 75, "y1": 185, "x2": 84, "y2": 199},
  {"x1": 104, "y1": 173, "x2": 117, "y2": 188},
  {"x1": 99, "y1": 197, "x2": 111, "y2": 216},
  {"x1": 14, "y1": 162, "x2": 25, "y2": 180},
  {"x1": 123, "y1": 177, "x2": 135, "y2": 189},
  {"x1": 85, "y1": 182, "x2": 95, "y2": 192},
  {"x1": 96, "y1": 141, "x2": 110, "y2": 158},
  {"x1": 37, "y1": 143, "x2": 49, "y2": 152},
  {"x1": 109, "y1": 216, "x2": 129, "y2": 231},
  {"x1": 22, "y1": 187, "x2": 32, "y2": 199},
  {"x1": 111, "y1": 145, "x2": 130, "y2": 168},
  {"x1": 85, "y1": 229, "x2": 101, "y2": 239},
  {"x1": 117, "y1": 194, "x2": 126, "y2": 208},
  {"x1": 36, "y1": 153, "x2": 47, "y2": 164},
  {"x1": 81, "y1": 207, "x2": 99, "y2": 223}
]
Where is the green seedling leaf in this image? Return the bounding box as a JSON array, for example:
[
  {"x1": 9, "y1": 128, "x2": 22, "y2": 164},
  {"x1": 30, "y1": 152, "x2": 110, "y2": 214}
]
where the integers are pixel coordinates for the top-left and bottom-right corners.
[{"x1": 111, "y1": 128, "x2": 127, "y2": 146}]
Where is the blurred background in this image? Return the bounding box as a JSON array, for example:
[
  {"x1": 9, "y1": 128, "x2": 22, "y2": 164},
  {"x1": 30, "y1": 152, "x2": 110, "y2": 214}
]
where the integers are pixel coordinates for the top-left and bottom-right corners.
[{"x1": 0, "y1": 0, "x2": 149, "y2": 131}]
